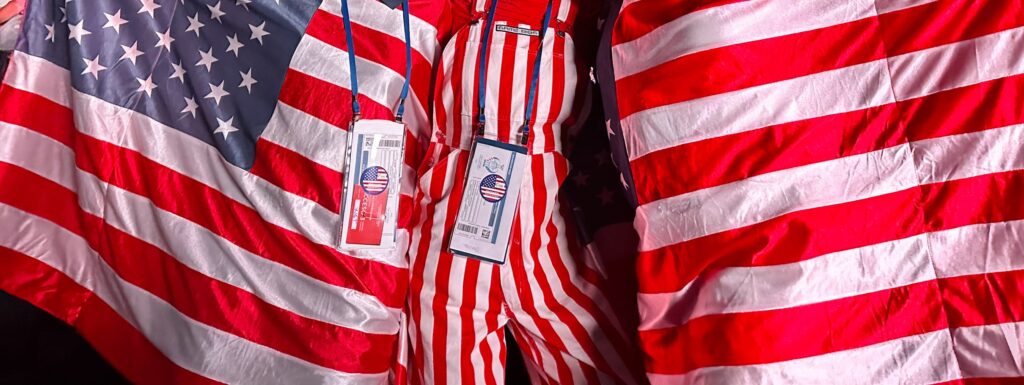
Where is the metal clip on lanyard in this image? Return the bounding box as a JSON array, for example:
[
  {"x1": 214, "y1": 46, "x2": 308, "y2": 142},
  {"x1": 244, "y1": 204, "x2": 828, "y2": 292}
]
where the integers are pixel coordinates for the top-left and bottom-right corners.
[
  {"x1": 475, "y1": 0, "x2": 555, "y2": 145},
  {"x1": 340, "y1": 0, "x2": 414, "y2": 124}
]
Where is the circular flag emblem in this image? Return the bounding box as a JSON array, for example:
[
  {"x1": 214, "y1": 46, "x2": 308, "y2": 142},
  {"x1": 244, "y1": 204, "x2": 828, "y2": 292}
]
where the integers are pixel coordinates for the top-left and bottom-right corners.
[
  {"x1": 360, "y1": 166, "x2": 390, "y2": 195},
  {"x1": 479, "y1": 174, "x2": 507, "y2": 203}
]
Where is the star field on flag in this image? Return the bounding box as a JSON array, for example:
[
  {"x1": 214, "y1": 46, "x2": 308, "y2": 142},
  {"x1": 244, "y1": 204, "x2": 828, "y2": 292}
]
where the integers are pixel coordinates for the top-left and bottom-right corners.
[{"x1": 18, "y1": 0, "x2": 319, "y2": 168}]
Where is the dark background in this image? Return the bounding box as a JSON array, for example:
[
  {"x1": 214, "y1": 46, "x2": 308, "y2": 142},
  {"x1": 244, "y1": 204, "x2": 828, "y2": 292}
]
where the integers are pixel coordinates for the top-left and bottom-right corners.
[{"x1": 0, "y1": 290, "x2": 130, "y2": 385}]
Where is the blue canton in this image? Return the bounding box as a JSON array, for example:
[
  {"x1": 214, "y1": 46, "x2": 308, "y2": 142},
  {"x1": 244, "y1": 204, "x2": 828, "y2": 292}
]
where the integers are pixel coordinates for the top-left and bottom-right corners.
[{"x1": 17, "y1": 0, "x2": 321, "y2": 169}]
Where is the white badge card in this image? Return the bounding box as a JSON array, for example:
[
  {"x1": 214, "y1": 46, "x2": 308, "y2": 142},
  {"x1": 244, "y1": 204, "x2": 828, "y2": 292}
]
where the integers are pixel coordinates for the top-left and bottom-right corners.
[
  {"x1": 449, "y1": 138, "x2": 527, "y2": 264},
  {"x1": 339, "y1": 120, "x2": 406, "y2": 250}
]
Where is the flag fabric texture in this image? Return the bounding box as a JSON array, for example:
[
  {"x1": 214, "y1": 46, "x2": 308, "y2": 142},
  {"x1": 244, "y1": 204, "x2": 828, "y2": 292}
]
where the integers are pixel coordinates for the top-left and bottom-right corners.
[
  {"x1": 0, "y1": 0, "x2": 445, "y2": 383},
  {"x1": 610, "y1": 0, "x2": 1024, "y2": 384},
  {"x1": 406, "y1": 0, "x2": 647, "y2": 384},
  {"x1": 559, "y1": 83, "x2": 646, "y2": 374}
]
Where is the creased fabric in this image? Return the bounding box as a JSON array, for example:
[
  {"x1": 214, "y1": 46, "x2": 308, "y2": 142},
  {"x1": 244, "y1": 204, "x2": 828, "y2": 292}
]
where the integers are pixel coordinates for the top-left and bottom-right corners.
[{"x1": 609, "y1": 0, "x2": 1024, "y2": 383}]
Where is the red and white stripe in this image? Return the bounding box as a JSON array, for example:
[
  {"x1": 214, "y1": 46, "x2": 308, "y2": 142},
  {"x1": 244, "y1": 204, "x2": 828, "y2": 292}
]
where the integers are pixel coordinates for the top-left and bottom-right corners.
[
  {"x1": 481, "y1": 189, "x2": 506, "y2": 201},
  {"x1": 612, "y1": 0, "x2": 1024, "y2": 383},
  {"x1": 0, "y1": 0, "x2": 443, "y2": 383},
  {"x1": 407, "y1": 0, "x2": 646, "y2": 384}
]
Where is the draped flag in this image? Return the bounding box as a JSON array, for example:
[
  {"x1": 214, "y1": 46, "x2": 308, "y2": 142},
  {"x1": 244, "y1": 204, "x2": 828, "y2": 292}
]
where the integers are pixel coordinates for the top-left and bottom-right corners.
[
  {"x1": 610, "y1": 0, "x2": 1024, "y2": 384},
  {"x1": 561, "y1": 86, "x2": 647, "y2": 385},
  {"x1": 0, "y1": 0, "x2": 443, "y2": 383}
]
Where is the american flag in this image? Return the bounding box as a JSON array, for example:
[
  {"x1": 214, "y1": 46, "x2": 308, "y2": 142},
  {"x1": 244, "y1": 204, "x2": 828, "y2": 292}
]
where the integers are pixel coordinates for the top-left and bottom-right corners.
[
  {"x1": 360, "y1": 165, "x2": 389, "y2": 195},
  {"x1": 478, "y1": 173, "x2": 506, "y2": 203},
  {"x1": 0, "y1": 0, "x2": 443, "y2": 383},
  {"x1": 610, "y1": 0, "x2": 1024, "y2": 384},
  {"x1": 561, "y1": 82, "x2": 646, "y2": 383}
]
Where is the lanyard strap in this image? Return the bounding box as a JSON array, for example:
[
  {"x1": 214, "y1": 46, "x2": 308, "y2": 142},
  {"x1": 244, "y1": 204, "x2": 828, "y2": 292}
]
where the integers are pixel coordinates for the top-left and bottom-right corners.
[
  {"x1": 474, "y1": 0, "x2": 500, "y2": 135},
  {"x1": 340, "y1": 0, "x2": 413, "y2": 122},
  {"x1": 395, "y1": 0, "x2": 413, "y2": 122},
  {"x1": 474, "y1": 0, "x2": 555, "y2": 145},
  {"x1": 520, "y1": 0, "x2": 554, "y2": 144}
]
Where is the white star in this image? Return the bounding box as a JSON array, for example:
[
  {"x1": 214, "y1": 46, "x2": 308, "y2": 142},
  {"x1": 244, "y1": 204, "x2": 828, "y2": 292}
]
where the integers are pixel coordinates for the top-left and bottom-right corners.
[
  {"x1": 103, "y1": 11, "x2": 129, "y2": 33},
  {"x1": 195, "y1": 48, "x2": 218, "y2": 71},
  {"x1": 119, "y1": 42, "x2": 145, "y2": 64},
  {"x1": 68, "y1": 20, "x2": 91, "y2": 44},
  {"x1": 169, "y1": 61, "x2": 186, "y2": 82},
  {"x1": 181, "y1": 97, "x2": 199, "y2": 117},
  {"x1": 238, "y1": 69, "x2": 257, "y2": 93},
  {"x1": 207, "y1": 1, "x2": 226, "y2": 22},
  {"x1": 155, "y1": 28, "x2": 174, "y2": 50},
  {"x1": 136, "y1": 75, "x2": 158, "y2": 96},
  {"x1": 248, "y1": 21, "x2": 269, "y2": 44},
  {"x1": 205, "y1": 81, "x2": 229, "y2": 105},
  {"x1": 45, "y1": 24, "x2": 55, "y2": 42},
  {"x1": 81, "y1": 56, "x2": 106, "y2": 79},
  {"x1": 235, "y1": 0, "x2": 251, "y2": 10},
  {"x1": 137, "y1": 0, "x2": 161, "y2": 17},
  {"x1": 225, "y1": 34, "x2": 244, "y2": 56},
  {"x1": 186, "y1": 13, "x2": 205, "y2": 37},
  {"x1": 213, "y1": 117, "x2": 238, "y2": 139},
  {"x1": 59, "y1": 6, "x2": 66, "y2": 22}
]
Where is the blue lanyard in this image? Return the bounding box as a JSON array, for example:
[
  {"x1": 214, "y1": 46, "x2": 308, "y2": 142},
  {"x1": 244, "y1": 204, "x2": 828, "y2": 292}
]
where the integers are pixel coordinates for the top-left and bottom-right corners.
[
  {"x1": 475, "y1": 0, "x2": 555, "y2": 145},
  {"x1": 340, "y1": 0, "x2": 414, "y2": 122},
  {"x1": 474, "y1": 0, "x2": 500, "y2": 134},
  {"x1": 521, "y1": 0, "x2": 554, "y2": 144}
]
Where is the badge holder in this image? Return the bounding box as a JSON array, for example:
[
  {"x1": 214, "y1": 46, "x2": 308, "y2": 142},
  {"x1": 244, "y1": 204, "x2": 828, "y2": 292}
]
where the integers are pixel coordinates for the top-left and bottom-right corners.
[
  {"x1": 448, "y1": 0, "x2": 553, "y2": 263},
  {"x1": 335, "y1": 0, "x2": 412, "y2": 250},
  {"x1": 338, "y1": 117, "x2": 406, "y2": 249},
  {"x1": 448, "y1": 128, "x2": 529, "y2": 264}
]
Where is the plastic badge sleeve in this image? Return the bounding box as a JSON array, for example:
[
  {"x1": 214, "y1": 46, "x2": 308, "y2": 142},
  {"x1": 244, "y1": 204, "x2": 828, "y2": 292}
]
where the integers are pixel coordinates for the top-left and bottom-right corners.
[
  {"x1": 448, "y1": 138, "x2": 527, "y2": 264},
  {"x1": 338, "y1": 119, "x2": 406, "y2": 250}
]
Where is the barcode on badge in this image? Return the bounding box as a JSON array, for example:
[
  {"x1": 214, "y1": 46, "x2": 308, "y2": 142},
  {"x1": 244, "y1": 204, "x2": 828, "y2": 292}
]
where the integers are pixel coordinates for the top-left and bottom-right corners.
[
  {"x1": 457, "y1": 223, "x2": 480, "y2": 235},
  {"x1": 367, "y1": 139, "x2": 404, "y2": 148}
]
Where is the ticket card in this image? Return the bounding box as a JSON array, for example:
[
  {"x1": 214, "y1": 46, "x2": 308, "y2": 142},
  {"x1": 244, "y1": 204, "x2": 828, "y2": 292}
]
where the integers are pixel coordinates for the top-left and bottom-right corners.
[
  {"x1": 448, "y1": 138, "x2": 527, "y2": 264},
  {"x1": 339, "y1": 120, "x2": 405, "y2": 249}
]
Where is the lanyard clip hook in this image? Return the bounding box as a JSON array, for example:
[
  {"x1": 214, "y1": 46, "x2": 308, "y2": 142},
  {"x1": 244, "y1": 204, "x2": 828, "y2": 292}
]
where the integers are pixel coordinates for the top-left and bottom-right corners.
[
  {"x1": 350, "y1": 112, "x2": 361, "y2": 130},
  {"x1": 475, "y1": 117, "x2": 486, "y2": 136}
]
